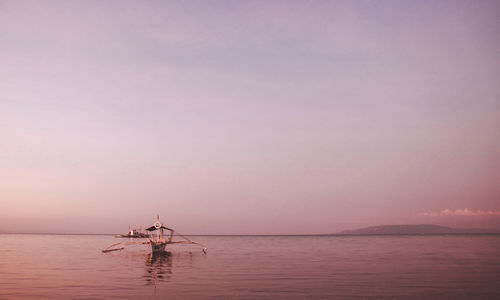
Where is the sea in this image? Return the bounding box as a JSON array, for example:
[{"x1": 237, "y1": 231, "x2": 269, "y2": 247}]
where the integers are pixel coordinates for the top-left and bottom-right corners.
[{"x1": 1, "y1": 234, "x2": 499, "y2": 299}]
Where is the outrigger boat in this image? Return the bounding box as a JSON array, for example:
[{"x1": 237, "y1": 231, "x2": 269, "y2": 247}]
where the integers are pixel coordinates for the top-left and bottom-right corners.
[
  {"x1": 102, "y1": 216, "x2": 207, "y2": 254},
  {"x1": 116, "y1": 226, "x2": 148, "y2": 238}
]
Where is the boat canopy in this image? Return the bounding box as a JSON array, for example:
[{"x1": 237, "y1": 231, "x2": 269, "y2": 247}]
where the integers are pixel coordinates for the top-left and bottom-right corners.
[
  {"x1": 145, "y1": 221, "x2": 173, "y2": 232},
  {"x1": 145, "y1": 225, "x2": 173, "y2": 231}
]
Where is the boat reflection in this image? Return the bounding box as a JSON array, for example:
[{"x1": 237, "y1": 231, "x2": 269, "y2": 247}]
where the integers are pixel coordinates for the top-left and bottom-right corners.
[{"x1": 144, "y1": 252, "x2": 173, "y2": 285}]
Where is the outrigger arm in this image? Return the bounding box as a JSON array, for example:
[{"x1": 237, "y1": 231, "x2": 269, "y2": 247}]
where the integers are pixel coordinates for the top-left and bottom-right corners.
[{"x1": 102, "y1": 241, "x2": 148, "y2": 253}]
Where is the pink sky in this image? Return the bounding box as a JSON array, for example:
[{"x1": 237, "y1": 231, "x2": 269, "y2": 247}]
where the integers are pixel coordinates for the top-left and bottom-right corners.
[{"x1": 1, "y1": 0, "x2": 500, "y2": 234}]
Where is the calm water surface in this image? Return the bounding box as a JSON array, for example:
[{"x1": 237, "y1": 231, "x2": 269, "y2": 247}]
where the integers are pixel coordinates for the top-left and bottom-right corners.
[{"x1": 0, "y1": 234, "x2": 499, "y2": 299}]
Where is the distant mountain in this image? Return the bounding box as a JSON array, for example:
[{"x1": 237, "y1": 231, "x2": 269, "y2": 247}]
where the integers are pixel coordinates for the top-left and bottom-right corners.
[{"x1": 337, "y1": 224, "x2": 500, "y2": 235}]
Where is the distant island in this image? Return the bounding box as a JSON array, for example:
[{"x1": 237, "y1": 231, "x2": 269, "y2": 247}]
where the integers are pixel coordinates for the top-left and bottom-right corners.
[{"x1": 335, "y1": 224, "x2": 500, "y2": 235}]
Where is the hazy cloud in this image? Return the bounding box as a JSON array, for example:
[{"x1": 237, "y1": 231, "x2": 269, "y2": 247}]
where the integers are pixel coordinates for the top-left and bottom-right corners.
[{"x1": 420, "y1": 209, "x2": 500, "y2": 217}]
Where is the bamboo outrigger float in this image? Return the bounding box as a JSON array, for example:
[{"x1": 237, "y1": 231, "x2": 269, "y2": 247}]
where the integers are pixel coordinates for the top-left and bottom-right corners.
[{"x1": 102, "y1": 216, "x2": 207, "y2": 254}]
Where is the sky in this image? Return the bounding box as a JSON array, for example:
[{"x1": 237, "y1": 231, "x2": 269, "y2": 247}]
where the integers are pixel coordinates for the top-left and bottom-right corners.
[{"x1": 1, "y1": 0, "x2": 500, "y2": 234}]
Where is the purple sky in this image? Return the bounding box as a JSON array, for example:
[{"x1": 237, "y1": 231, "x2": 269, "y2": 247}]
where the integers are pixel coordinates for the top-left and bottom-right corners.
[{"x1": 1, "y1": 0, "x2": 500, "y2": 234}]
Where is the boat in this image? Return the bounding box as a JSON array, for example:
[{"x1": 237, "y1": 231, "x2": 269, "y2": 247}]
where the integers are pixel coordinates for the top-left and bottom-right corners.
[
  {"x1": 116, "y1": 226, "x2": 148, "y2": 238},
  {"x1": 102, "y1": 216, "x2": 207, "y2": 254}
]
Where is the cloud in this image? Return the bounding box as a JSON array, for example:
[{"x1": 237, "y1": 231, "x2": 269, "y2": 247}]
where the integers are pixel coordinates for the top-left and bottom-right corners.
[{"x1": 420, "y1": 209, "x2": 500, "y2": 217}]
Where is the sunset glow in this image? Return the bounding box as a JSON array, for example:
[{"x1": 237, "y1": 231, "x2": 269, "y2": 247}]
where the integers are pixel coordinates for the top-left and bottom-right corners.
[{"x1": 1, "y1": 0, "x2": 499, "y2": 234}]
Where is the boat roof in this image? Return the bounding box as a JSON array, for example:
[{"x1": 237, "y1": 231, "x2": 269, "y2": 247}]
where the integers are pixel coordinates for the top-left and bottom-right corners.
[{"x1": 145, "y1": 225, "x2": 173, "y2": 231}]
